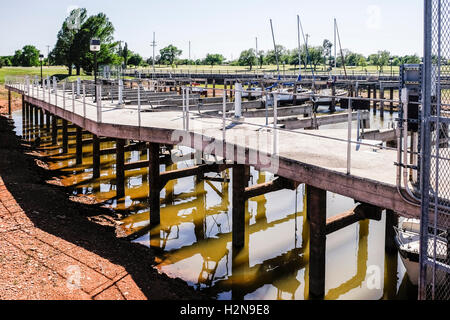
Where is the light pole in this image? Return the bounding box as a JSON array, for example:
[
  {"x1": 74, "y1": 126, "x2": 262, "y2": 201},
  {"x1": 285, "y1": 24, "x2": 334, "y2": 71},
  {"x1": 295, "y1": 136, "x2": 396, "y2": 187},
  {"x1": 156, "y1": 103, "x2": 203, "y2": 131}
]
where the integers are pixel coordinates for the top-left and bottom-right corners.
[
  {"x1": 90, "y1": 39, "x2": 101, "y2": 102},
  {"x1": 39, "y1": 54, "x2": 44, "y2": 87}
]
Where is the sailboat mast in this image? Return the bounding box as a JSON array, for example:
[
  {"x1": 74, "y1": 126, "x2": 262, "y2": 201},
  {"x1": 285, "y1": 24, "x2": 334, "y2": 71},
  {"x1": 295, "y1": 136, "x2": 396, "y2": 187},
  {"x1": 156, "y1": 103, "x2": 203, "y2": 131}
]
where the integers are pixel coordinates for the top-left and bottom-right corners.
[
  {"x1": 297, "y1": 15, "x2": 302, "y2": 80},
  {"x1": 334, "y1": 18, "x2": 337, "y2": 69},
  {"x1": 270, "y1": 19, "x2": 281, "y2": 79}
]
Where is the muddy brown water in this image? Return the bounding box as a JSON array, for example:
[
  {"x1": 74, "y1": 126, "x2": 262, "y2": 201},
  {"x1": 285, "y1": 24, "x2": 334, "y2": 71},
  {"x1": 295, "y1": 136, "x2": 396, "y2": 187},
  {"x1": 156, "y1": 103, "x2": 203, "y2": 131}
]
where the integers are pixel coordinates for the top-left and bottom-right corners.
[{"x1": 11, "y1": 109, "x2": 417, "y2": 300}]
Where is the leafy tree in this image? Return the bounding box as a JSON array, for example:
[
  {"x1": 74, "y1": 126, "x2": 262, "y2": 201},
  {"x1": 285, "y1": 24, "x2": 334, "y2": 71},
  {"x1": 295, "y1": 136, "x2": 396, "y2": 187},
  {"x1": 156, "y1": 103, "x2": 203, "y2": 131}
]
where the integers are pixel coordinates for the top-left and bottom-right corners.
[
  {"x1": 159, "y1": 45, "x2": 182, "y2": 65},
  {"x1": 12, "y1": 50, "x2": 23, "y2": 66},
  {"x1": 257, "y1": 51, "x2": 265, "y2": 69},
  {"x1": 265, "y1": 45, "x2": 286, "y2": 65},
  {"x1": 368, "y1": 50, "x2": 390, "y2": 72},
  {"x1": 322, "y1": 39, "x2": 333, "y2": 65},
  {"x1": 122, "y1": 42, "x2": 130, "y2": 67},
  {"x1": 204, "y1": 53, "x2": 225, "y2": 67},
  {"x1": 308, "y1": 46, "x2": 324, "y2": 71},
  {"x1": 9, "y1": 46, "x2": 40, "y2": 67},
  {"x1": 128, "y1": 52, "x2": 143, "y2": 66},
  {"x1": 237, "y1": 49, "x2": 257, "y2": 70},
  {"x1": 51, "y1": 8, "x2": 88, "y2": 75},
  {"x1": 358, "y1": 56, "x2": 367, "y2": 67}
]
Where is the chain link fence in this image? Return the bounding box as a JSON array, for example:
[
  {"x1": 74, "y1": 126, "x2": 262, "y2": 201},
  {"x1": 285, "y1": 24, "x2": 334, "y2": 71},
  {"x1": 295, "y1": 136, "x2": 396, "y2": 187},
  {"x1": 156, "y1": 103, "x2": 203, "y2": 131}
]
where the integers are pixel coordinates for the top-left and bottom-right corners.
[{"x1": 420, "y1": 0, "x2": 450, "y2": 300}]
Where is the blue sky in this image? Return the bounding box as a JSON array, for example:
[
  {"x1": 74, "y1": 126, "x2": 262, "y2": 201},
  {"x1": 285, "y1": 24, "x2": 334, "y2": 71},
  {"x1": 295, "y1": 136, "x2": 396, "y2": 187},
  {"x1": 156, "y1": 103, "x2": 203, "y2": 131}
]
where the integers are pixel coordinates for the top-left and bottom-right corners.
[{"x1": 0, "y1": 0, "x2": 424, "y2": 60}]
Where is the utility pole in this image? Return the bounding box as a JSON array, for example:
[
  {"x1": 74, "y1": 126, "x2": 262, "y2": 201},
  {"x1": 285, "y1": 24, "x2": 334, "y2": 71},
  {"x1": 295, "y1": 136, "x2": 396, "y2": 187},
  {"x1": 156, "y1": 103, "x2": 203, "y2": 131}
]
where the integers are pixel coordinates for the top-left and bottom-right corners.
[
  {"x1": 334, "y1": 18, "x2": 337, "y2": 68},
  {"x1": 151, "y1": 32, "x2": 157, "y2": 74}
]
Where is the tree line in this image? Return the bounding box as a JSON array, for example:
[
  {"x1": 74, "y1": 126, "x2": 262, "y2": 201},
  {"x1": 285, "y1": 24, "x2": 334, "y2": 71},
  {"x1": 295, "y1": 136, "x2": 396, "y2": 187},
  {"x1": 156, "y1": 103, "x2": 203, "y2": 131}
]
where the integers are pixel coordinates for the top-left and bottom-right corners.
[{"x1": 0, "y1": 8, "x2": 422, "y2": 73}]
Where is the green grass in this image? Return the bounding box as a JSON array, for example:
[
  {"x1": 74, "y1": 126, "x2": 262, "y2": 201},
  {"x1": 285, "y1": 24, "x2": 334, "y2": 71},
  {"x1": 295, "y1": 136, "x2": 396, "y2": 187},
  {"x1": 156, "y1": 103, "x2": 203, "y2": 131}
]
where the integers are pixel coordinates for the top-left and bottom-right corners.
[{"x1": 0, "y1": 66, "x2": 84, "y2": 84}]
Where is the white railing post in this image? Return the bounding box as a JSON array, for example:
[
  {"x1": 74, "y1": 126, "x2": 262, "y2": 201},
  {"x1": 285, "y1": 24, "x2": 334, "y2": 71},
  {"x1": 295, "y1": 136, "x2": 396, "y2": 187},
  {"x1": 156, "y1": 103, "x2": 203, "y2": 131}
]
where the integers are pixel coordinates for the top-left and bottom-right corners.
[
  {"x1": 223, "y1": 87, "x2": 227, "y2": 142},
  {"x1": 273, "y1": 92, "x2": 278, "y2": 156},
  {"x1": 54, "y1": 78, "x2": 58, "y2": 106},
  {"x1": 186, "y1": 87, "x2": 190, "y2": 131},
  {"x1": 72, "y1": 82, "x2": 75, "y2": 112},
  {"x1": 138, "y1": 82, "x2": 141, "y2": 127},
  {"x1": 347, "y1": 97, "x2": 353, "y2": 175},
  {"x1": 76, "y1": 77, "x2": 81, "y2": 98},
  {"x1": 96, "y1": 84, "x2": 102, "y2": 123},
  {"x1": 182, "y1": 87, "x2": 186, "y2": 130},
  {"x1": 234, "y1": 82, "x2": 242, "y2": 119},
  {"x1": 48, "y1": 78, "x2": 51, "y2": 103},
  {"x1": 63, "y1": 82, "x2": 66, "y2": 109},
  {"x1": 118, "y1": 79, "x2": 123, "y2": 106},
  {"x1": 83, "y1": 84, "x2": 86, "y2": 118}
]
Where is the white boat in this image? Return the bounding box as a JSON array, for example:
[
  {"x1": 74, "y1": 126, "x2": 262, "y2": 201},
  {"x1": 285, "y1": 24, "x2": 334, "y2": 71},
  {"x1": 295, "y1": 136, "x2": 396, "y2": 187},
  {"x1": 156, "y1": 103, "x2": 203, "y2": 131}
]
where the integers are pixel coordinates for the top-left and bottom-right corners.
[
  {"x1": 262, "y1": 87, "x2": 313, "y2": 106},
  {"x1": 395, "y1": 219, "x2": 448, "y2": 286},
  {"x1": 313, "y1": 88, "x2": 347, "y2": 106}
]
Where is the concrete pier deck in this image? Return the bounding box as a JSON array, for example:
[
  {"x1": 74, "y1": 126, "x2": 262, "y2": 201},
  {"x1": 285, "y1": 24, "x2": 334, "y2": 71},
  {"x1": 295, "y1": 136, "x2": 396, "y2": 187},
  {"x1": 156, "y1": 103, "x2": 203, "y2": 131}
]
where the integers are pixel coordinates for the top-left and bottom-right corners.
[{"x1": 6, "y1": 84, "x2": 420, "y2": 218}]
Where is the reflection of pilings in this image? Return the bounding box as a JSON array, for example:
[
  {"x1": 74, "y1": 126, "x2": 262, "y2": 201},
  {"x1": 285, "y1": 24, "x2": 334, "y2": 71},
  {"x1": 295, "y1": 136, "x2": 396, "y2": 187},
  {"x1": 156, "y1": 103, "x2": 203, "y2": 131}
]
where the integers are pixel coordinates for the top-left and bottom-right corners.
[
  {"x1": 92, "y1": 134, "x2": 101, "y2": 179},
  {"x1": 325, "y1": 220, "x2": 369, "y2": 300},
  {"x1": 383, "y1": 213, "x2": 399, "y2": 300},
  {"x1": 116, "y1": 139, "x2": 125, "y2": 199},
  {"x1": 149, "y1": 142, "x2": 161, "y2": 227},
  {"x1": 51, "y1": 116, "x2": 58, "y2": 145},
  {"x1": 385, "y1": 210, "x2": 398, "y2": 254},
  {"x1": 46, "y1": 111, "x2": 51, "y2": 133},
  {"x1": 307, "y1": 185, "x2": 327, "y2": 300},
  {"x1": 232, "y1": 164, "x2": 246, "y2": 249},
  {"x1": 62, "y1": 119, "x2": 68, "y2": 154},
  {"x1": 76, "y1": 127, "x2": 83, "y2": 165}
]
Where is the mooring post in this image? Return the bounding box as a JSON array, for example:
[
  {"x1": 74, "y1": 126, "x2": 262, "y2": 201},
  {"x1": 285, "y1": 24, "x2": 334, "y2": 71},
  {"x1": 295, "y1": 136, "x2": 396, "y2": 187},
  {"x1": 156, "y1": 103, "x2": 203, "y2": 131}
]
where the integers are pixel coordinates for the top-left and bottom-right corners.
[
  {"x1": 39, "y1": 108, "x2": 44, "y2": 129},
  {"x1": 76, "y1": 127, "x2": 83, "y2": 165},
  {"x1": 116, "y1": 139, "x2": 125, "y2": 199},
  {"x1": 390, "y1": 88, "x2": 394, "y2": 114},
  {"x1": 232, "y1": 164, "x2": 246, "y2": 249},
  {"x1": 331, "y1": 83, "x2": 336, "y2": 113},
  {"x1": 149, "y1": 142, "x2": 161, "y2": 227},
  {"x1": 51, "y1": 116, "x2": 58, "y2": 145},
  {"x1": 213, "y1": 79, "x2": 216, "y2": 97},
  {"x1": 45, "y1": 111, "x2": 51, "y2": 133},
  {"x1": 373, "y1": 84, "x2": 377, "y2": 115},
  {"x1": 307, "y1": 185, "x2": 327, "y2": 300},
  {"x1": 62, "y1": 119, "x2": 68, "y2": 154},
  {"x1": 380, "y1": 85, "x2": 385, "y2": 119},
  {"x1": 385, "y1": 210, "x2": 399, "y2": 254},
  {"x1": 8, "y1": 89, "x2": 11, "y2": 115},
  {"x1": 21, "y1": 94, "x2": 25, "y2": 117},
  {"x1": 34, "y1": 106, "x2": 39, "y2": 129},
  {"x1": 92, "y1": 134, "x2": 101, "y2": 179}
]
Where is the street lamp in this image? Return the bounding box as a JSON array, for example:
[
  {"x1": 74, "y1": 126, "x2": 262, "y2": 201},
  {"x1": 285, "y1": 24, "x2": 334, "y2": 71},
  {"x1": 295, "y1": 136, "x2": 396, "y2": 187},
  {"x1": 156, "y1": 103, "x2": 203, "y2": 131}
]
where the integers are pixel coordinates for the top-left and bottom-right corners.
[
  {"x1": 90, "y1": 38, "x2": 101, "y2": 102},
  {"x1": 39, "y1": 54, "x2": 44, "y2": 87}
]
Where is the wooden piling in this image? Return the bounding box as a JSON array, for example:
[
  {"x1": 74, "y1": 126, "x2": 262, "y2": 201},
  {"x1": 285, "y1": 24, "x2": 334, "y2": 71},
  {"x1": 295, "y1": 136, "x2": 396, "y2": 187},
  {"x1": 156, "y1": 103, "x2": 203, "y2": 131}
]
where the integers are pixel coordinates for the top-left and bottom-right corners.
[
  {"x1": 385, "y1": 210, "x2": 399, "y2": 254},
  {"x1": 213, "y1": 79, "x2": 216, "y2": 97},
  {"x1": 76, "y1": 127, "x2": 83, "y2": 165},
  {"x1": 62, "y1": 119, "x2": 68, "y2": 154},
  {"x1": 380, "y1": 86, "x2": 385, "y2": 119},
  {"x1": 45, "y1": 111, "x2": 50, "y2": 133},
  {"x1": 39, "y1": 108, "x2": 44, "y2": 129},
  {"x1": 21, "y1": 95, "x2": 25, "y2": 116},
  {"x1": 390, "y1": 88, "x2": 394, "y2": 114},
  {"x1": 116, "y1": 139, "x2": 125, "y2": 199},
  {"x1": 307, "y1": 185, "x2": 327, "y2": 300},
  {"x1": 149, "y1": 142, "x2": 161, "y2": 227},
  {"x1": 51, "y1": 116, "x2": 58, "y2": 145},
  {"x1": 232, "y1": 164, "x2": 246, "y2": 249},
  {"x1": 373, "y1": 85, "x2": 377, "y2": 115},
  {"x1": 92, "y1": 134, "x2": 101, "y2": 179},
  {"x1": 8, "y1": 90, "x2": 11, "y2": 115}
]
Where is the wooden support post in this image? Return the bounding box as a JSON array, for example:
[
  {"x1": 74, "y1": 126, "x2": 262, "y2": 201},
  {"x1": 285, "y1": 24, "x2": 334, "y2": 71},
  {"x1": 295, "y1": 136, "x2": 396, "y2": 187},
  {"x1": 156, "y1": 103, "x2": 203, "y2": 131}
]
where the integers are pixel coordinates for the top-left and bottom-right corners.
[
  {"x1": 224, "y1": 81, "x2": 228, "y2": 100},
  {"x1": 293, "y1": 83, "x2": 298, "y2": 106},
  {"x1": 45, "y1": 111, "x2": 51, "y2": 133},
  {"x1": 34, "y1": 106, "x2": 39, "y2": 128},
  {"x1": 76, "y1": 127, "x2": 83, "y2": 165},
  {"x1": 8, "y1": 90, "x2": 11, "y2": 115},
  {"x1": 230, "y1": 81, "x2": 234, "y2": 100},
  {"x1": 380, "y1": 86, "x2": 385, "y2": 119},
  {"x1": 92, "y1": 134, "x2": 101, "y2": 179},
  {"x1": 307, "y1": 185, "x2": 327, "y2": 300},
  {"x1": 62, "y1": 119, "x2": 68, "y2": 154},
  {"x1": 385, "y1": 210, "x2": 398, "y2": 254},
  {"x1": 390, "y1": 88, "x2": 394, "y2": 114},
  {"x1": 213, "y1": 79, "x2": 216, "y2": 97},
  {"x1": 232, "y1": 164, "x2": 246, "y2": 249},
  {"x1": 330, "y1": 83, "x2": 336, "y2": 113},
  {"x1": 39, "y1": 108, "x2": 44, "y2": 129},
  {"x1": 149, "y1": 143, "x2": 161, "y2": 227},
  {"x1": 373, "y1": 85, "x2": 377, "y2": 115},
  {"x1": 51, "y1": 116, "x2": 58, "y2": 145},
  {"x1": 116, "y1": 139, "x2": 125, "y2": 199},
  {"x1": 21, "y1": 95, "x2": 25, "y2": 116}
]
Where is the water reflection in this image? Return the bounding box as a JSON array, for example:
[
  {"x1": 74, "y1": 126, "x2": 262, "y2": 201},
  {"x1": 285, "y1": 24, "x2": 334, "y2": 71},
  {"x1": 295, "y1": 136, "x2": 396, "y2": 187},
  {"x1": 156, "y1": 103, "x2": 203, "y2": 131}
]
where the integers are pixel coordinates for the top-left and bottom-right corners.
[{"x1": 12, "y1": 109, "x2": 418, "y2": 300}]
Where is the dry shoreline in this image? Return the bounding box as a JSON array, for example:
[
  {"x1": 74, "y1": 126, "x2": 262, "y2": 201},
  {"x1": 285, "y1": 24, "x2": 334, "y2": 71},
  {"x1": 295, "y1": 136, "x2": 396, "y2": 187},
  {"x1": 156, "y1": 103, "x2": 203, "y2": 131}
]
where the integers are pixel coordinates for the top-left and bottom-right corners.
[{"x1": 0, "y1": 97, "x2": 206, "y2": 300}]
